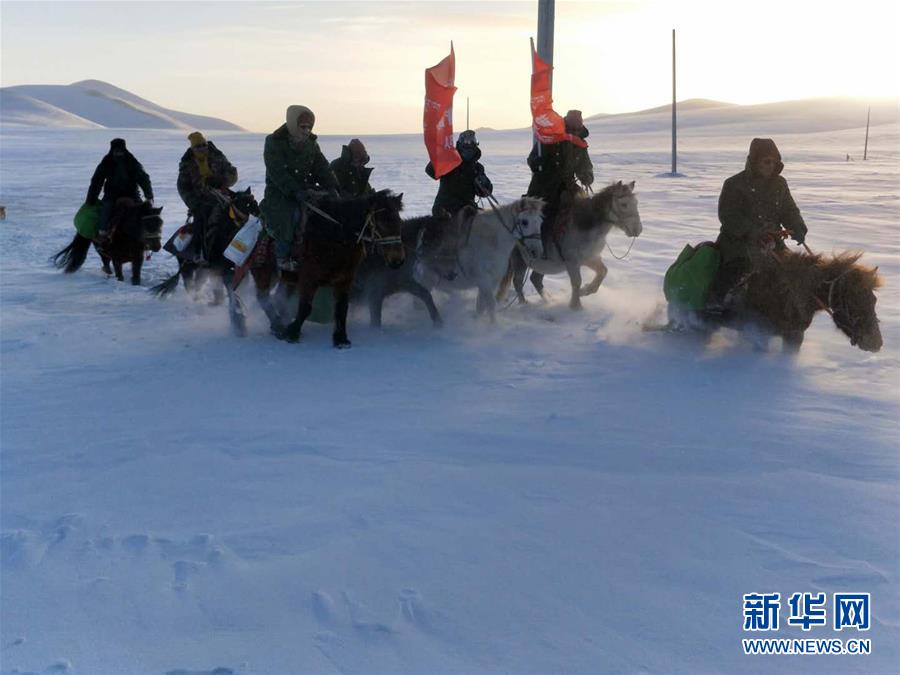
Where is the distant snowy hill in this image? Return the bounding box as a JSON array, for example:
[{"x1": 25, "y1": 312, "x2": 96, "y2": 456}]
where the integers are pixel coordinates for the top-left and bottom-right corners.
[
  {"x1": 0, "y1": 79, "x2": 243, "y2": 130},
  {"x1": 584, "y1": 97, "x2": 900, "y2": 136}
]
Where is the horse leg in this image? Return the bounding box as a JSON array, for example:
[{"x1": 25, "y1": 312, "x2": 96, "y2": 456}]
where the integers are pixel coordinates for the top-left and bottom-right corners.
[
  {"x1": 332, "y1": 285, "x2": 352, "y2": 349},
  {"x1": 280, "y1": 283, "x2": 315, "y2": 343},
  {"x1": 131, "y1": 255, "x2": 143, "y2": 286},
  {"x1": 113, "y1": 260, "x2": 125, "y2": 282},
  {"x1": 477, "y1": 284, "x2": 497, "y2": 322},
  {"x1": 406, "y1": 280, "x2": 443, "y2": 327},
  {"x1": 782, "y1": 330, "x2": 804, "y2": 353},
  {"x1": 530, "y1": 270, "x2": 546, "y2": 299},
  {"x1": 223, "y1": 269, "x2": 247, "y2": 337},
  {"x1": 99, "y1": 250, "x2": 112, "y2": 275},
  {"x1": 566, "y1": 261, "x2": 583, "y2": 310},
  {"x1": 579, "y1": 257, "x2": 608, "y2": 296},
  {"x1": 510, "y1": 249, "x2": 529, "y2": 304}
]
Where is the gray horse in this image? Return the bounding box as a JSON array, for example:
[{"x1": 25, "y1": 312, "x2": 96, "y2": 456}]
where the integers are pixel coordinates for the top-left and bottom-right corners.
[{"x1": 500, "y1": 181, "x2": 642, "y2": 310}]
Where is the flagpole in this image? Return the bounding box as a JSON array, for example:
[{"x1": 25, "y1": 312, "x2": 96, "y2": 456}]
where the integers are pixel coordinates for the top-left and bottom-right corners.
[
  {"x1": 671, "y1": 28, "x2": 677, "y2": 175},
  {"x1": 863, "y1": 105, "x2": 870, "y2": 160}
]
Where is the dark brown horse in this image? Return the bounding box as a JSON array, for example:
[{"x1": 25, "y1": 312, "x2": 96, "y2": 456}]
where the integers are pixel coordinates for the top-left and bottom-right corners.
[
  {"x1": 249, "y1": 190, "x2": 405, "y2": 348},
  {"x1": 52, "y1": 198, "x2": 163, "y2": 285},
  {"x1": 670, "y1": 250, "x2": 883, "y2": 352}
]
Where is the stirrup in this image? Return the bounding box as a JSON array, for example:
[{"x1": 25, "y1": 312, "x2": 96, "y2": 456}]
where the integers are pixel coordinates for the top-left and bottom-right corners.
[{"x1": 277, "y1": 258, "x2": 298, "y2": 272}]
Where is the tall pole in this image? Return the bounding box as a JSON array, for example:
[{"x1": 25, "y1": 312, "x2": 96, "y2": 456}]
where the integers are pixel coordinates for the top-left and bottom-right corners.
[
  {"x1": 467, "y1": 97, "x2": 470, "y2": 130},
  {"x1": 672, "y1": 29, "x2": 677, "y2": 175},
  {"x1": 537, "y1": 0, "x2": 555, "y2": 67},
  {"x1": 863, "y1": 105, "x2": 870, "y2": 160}
]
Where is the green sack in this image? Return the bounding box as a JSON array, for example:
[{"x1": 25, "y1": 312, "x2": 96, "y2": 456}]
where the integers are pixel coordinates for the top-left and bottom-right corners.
[
  {"x1": 664, "y1": 243, "x2": 721, "y2": 310},
  {"x1": 74, "y1": 202, "x2": 102, "y2": 239},
  {"x1": 307, "y1": 287, "x2": 335, "y2": 324}
]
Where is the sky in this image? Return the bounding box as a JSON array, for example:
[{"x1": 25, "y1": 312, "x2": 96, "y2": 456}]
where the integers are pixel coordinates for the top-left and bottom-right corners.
[{"x1": 1, "y1": 0, "x2": 899, "y2": 134}]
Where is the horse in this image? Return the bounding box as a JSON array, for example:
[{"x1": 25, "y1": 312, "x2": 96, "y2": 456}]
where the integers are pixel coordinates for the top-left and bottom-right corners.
[
  {"x1": 150, "y1": 188, "x2": 260, "y2": 336},
  {"x1": 249, "y1": 189, "x2": 405, "y2": 348},
  {"x1": 352, "y1": 209, "x2": 468, "y2": 328},
  {"x1": 52, "y1": 198, "x2": 163, "y2": 285},
  {"x1": 499, "y1": 181, "x2": 643, "y2": 310},
  {"x1": 667, "y1": 250, "x2": 883, "y2": 353},
  {"x1": 416, "y1": 197, "x2": 545, "y2": 321}
]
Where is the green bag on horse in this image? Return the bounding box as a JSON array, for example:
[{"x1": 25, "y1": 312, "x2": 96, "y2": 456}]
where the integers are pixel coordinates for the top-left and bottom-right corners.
[
  {"x1": 74, "y1": 202, "x2": 102, "y2": 239},
  {"x1": 664, "y1": 242, "x2": 721, "y2": 310}
]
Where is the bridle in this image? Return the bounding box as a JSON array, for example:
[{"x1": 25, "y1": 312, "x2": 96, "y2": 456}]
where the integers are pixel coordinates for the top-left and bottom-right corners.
[
  {"x1": 485, "y1": 195, "x2": 542, "y2": 263},
  {"x1": 356, "y1": 207, "x2": 402, "y2": 251},
  {"x1": 823, "y1": 268, "x2": 867, "y2": 346}
]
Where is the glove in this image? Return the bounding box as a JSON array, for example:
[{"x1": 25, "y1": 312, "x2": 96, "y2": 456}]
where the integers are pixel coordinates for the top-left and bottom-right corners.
[
  {"x1": 792, "y1": 229, "x2": 806, "y2": 246},
  {"x1": 473, "y1": 173, "x2": 492, "y2": 198}
]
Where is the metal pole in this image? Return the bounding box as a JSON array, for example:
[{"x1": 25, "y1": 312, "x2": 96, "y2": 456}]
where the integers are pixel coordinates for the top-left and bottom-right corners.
[
  {"x1": 467, "y1": 97, "x2": 470, "y2": 130},
  {"x1": 672, "y1": 29, "x2": 677, "y2": 175},
  {"x1": 537, "y1": 0, "x2": 555, "y2": 68},
  {"x1": 863, "y1": 105, "x2": 870, "y2": 160}
]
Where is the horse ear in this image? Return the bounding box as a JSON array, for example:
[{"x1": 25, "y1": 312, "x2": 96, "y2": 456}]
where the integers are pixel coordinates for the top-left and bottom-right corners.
[
  {"x1": 397, "y1": 192, "x2": 404, "y2": 201},
  {"x1": 628, "y1": 181, "x2": 635, "y2": 191}
]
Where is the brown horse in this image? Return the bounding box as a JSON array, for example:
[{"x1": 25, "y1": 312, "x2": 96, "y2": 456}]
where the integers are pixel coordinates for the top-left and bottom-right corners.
[
  {"x1": 52, "y1": 198, "x2": 163, "y2": 285},
  {"x1": 249, "y1": 190, "x2": 405, "y2": 348},
  {"x1": 670, "y1": 250, "x2": 883, "y2": 352}
]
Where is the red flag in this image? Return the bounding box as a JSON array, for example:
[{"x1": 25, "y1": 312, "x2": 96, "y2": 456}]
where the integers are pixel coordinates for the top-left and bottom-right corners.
[
  {"x1": 530, "y1": 40, "x2": 588, "y2": 149},
  {"x1": 424, "y1": 44, "x2": 462, "y2": 178}
]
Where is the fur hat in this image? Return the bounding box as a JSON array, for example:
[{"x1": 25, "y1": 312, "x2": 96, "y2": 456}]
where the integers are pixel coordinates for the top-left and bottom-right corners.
[
  {"x1": 746, "y1": 138, "x2": 784, "y2": 175},
  {"x1": 564, "y1": 109, "x2": 584, "y2": 132},
  {"x1": 188, "y1": 131, "x2": 207, "y2": 148},
  {"x1": 286, "y1": 105, "x2": 315, "y2": 138},
  {"x1": 109, "y1": 138, "x2": 127, "y2": 151},
  {"x1": 348, "y1": 138, "x2": 369, "y2": 164}
]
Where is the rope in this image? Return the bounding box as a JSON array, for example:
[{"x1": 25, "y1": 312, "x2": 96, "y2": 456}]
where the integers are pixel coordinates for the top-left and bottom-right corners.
[{"x1": 605, "y1": 236, "x2": 636, "y2": 261}]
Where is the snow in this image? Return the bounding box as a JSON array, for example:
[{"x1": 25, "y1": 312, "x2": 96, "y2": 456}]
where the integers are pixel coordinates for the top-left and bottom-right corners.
[
  {"x1": 1, "y1": 101, "x2": 898, "y2": 674},
  {"x1": 0, "y1": 81, "x2": 243, "y2": 131}
]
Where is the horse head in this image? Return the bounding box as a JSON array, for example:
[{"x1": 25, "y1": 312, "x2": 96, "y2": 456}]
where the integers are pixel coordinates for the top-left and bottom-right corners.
[
  {"x1": 514, "y1": 196, "x2": 546, "y2": 260},
  {"x1": 594, "y1": 181, "x2": 642, "y2": 237},
  {"x1": 369, "y1": 190, "x2": 405, "y2": 269},
  {"x1": 824, "y1": 255, "x2": 883, "y2": 352},
  {"x1": 230, "y1": 187, "x2": 260, "y2": 223},
  {"x1": 138, "y1": 201, "x2": 164, "y2": 252}
]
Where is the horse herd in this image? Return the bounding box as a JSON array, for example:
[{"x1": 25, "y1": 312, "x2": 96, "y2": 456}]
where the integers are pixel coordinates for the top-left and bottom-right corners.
[{"x1": 51, "y1": 180, "x2": 883, "y2": 354}]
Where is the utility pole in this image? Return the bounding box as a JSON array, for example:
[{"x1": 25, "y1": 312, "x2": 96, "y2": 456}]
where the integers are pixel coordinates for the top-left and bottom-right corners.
[
  {"x1": 864, "y1": 105, "x2": 870, "y2": 160},
  {"x1": 671, "y1": 29, "x2": 677, "y2": 175},
  {"x1": 537, "y1": 0, "x2": 555, "y2": 67}
]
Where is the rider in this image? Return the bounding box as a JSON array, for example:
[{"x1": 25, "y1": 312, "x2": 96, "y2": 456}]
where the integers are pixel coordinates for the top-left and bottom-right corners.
[
  {"x1": 177, "y1": 131, "x2": 238, "y2": 261},
  {"x1": 260, "y1": 105, "x2": 340, "y2": 271},
  {"x1": 425, "y1": 129, "x2": 493, "y2": 218},
  {"x1": 330, "y1": 138, "x2": 375, "y2": 198},
  {"x1": 708, "y1": 137, "x2": 807, "y2": 307},
  {"x1": 526, "y1": 109, "x2": 594, "y2": 256},
  {"x1": 86, "y1": 138, "x2": 154, "y2": 242}
]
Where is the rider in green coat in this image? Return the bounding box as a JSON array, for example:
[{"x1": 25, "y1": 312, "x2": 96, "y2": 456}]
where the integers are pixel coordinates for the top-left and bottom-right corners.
[
  {"x1": 259, "y1": 105, "x2": 339, "y2": 270},
  {"x1": 330, "y1": 139, "x2": 375, "y2": 198}
]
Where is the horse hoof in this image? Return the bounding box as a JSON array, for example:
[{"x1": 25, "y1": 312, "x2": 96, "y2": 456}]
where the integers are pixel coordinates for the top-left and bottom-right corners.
[
  {"x1": 569, "y1": 302, "x2": 584, "y2": 311},
  {"x1": 333, "y1": 337, "x2": 352, "y2": 349}
]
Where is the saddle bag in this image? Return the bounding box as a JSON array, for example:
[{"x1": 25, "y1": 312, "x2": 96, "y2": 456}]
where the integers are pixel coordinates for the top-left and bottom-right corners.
[
  {"x1": 224, "y1": 217, "x2": 263, "y2": 266},
  {"x1": 74, "y1": 202, "x2": 102, "y2": 239},
  {"x1": 664, "y1": 242, "x2": 720, "y2": 310}
]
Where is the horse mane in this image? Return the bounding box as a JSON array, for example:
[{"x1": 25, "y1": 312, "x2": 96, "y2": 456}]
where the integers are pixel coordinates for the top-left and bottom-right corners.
[
  {"x1": 570, "y1": 183, "x2": 617, "y2": 231},
  {"x1": 778, "y1": 249, "x2": 882, "y2": 291}
]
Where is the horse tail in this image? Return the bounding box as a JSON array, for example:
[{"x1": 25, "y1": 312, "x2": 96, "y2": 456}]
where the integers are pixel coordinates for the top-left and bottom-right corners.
[
  {"x1": 149, "y1": 267, "x2": 182, "y2": 298},
  {"x1": 51, "y1": 234, "x2": 91, "y2": 273},
  {"x1": 496, "y1": 256, "x2": 514, "y2": 301}
]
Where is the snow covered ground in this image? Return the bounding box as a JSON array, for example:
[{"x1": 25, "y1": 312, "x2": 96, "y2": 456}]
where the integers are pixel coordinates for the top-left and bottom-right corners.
[{"x1": 1, "y1": 103, "x2": 899, "y2": 674}]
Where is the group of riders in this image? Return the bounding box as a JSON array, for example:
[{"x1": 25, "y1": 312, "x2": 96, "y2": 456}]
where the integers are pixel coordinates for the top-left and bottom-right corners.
[{"x1": 84, "y1": 104, "x2": 807, "y2": 308}]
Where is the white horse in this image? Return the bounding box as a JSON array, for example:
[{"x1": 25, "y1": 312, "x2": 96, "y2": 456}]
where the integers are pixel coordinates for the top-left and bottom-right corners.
[
  {"x1": 500, "y1": 181, "x2": 643, "y2": 309},
  {"x1": 416, "y1": 197, "x2": 545, "y2": 321}
]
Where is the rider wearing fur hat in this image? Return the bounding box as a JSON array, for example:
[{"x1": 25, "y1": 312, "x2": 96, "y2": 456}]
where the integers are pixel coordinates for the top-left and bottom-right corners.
[
  {"x1": 330, "y1": 138, "x2": 375, "y2": 198},
  {"x1": 709, "y1": 138, "x2": 807, "y2": 306},
  {"x1": 260, "y1": 105, "x2": 339, "y2": 270},
  {"x1": 425, "y1": 130, "x2": 493, "y2": 218},
  {"x1": 86, "y1": 138, "x2": 154, "y2": 241},
  {"x1": 526, "y1": 109, "x2": 594, "y2": 255},
  {"x1": 177, "y1": 131, "x2": 238, "y2": 261}
]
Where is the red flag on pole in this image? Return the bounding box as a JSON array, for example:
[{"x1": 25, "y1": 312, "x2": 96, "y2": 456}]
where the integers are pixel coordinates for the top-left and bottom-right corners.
[
  {"x1": 424, "y1": 43, "x2": 462, "y2": 178},
  {"x1": 530, "y1": 39, "x2": 588, "y2": 148}
]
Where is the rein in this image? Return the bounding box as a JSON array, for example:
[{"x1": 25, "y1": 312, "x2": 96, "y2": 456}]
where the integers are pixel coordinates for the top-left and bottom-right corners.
[{"x1": 486, "y1": 195, "x2": 541, "y2": 264}]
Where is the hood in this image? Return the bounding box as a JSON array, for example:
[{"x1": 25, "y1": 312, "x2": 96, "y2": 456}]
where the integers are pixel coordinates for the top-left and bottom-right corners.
[
  {"x1": 272, "y1": 123, "x2": 317, "y2": 144},
  {"x1": 286, "y1": 105, "x2": 315, "y2": 140},
  {"x1": 745, "y1": 137, "x2": 783, "y2": 175}
]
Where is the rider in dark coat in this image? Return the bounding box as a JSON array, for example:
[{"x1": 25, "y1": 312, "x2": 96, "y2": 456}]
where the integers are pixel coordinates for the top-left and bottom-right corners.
[
  {"x1": 425, "y1": 130, "x2": 493, "y2": 218},
  {"x1": 526, "y1": 109, "x2": 593, "y2": 254},
  {"x1": 86, "y1": 138, "x2": 153, "y2": 240},
  {"x1": 330, "y1": 139, "x2": 375, "y2": 198},
  {"x1": 177, "y1": 131, "x2": 238, "y2": 260},
  {"x1": 709, "y1": 138, "x2": 807, "y2": 306},
  {"x1": 259, "y1": 105, "x2": 339, "y2": 270}
]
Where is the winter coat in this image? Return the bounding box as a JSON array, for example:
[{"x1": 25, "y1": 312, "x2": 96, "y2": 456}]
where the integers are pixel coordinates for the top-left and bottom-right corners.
[
  {"x1": 86, "y1": 150, "x2": 153, "y2": 205},
  {"x1": 716, "y1": 140, "x2": 806, "y2": 264},
  {"x1": 259, "y1": 124, "x2": 338, "y2": 241},
  {"x1": 525, "y1": 128, "x2": 593, "y2": 203},
  {"x1": 330, "y1": 145, "x2": 375, "y2": 198},
  {"x1": 425, "y1": 147, "x2": 492, "y2": 217},
  {"x1": 176, "y1": 141, "x2": 238, "y2": 212}
]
